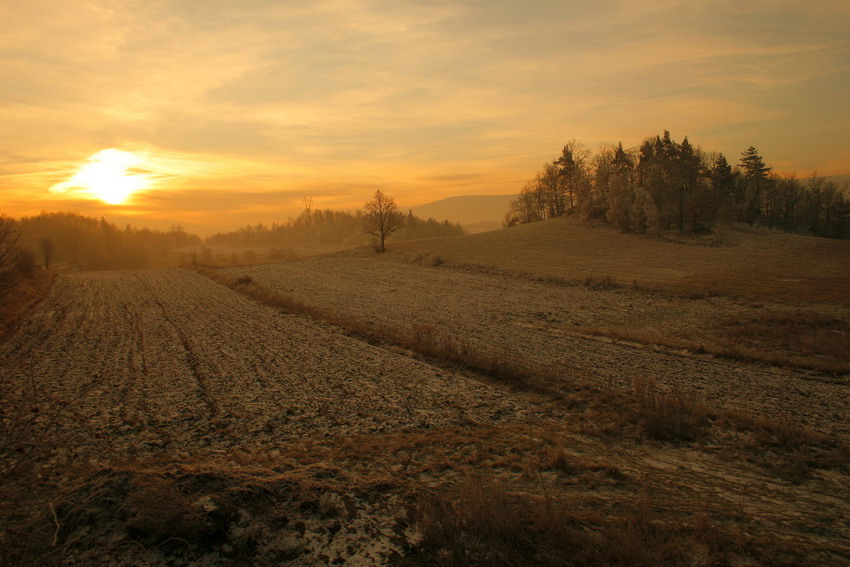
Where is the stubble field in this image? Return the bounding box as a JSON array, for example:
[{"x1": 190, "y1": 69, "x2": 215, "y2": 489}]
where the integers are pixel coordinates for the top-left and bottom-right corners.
[{"x1": 2, "y1": 218, "x2": 850, "y2": 566}]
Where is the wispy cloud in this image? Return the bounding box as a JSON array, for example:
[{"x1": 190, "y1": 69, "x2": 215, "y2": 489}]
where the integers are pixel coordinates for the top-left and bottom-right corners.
[{"x1": 1, "y1": 0, "x2": 848, "y2": 231}]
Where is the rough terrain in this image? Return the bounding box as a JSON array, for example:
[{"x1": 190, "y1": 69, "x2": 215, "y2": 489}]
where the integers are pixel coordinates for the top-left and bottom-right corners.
[
  {"x1": 1, "y1": 258, "x2": 848, "y2": 565},
  {"x1": 225, "y1": 253, "x2": 850, "y2": 440}
]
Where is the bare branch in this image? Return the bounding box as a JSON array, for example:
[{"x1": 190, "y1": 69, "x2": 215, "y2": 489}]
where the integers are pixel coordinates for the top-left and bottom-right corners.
[{"x1": 362, "y1": 190, "x2": 404, "y2": 252}]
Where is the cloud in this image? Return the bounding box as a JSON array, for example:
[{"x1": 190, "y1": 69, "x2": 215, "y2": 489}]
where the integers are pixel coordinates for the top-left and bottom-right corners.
[{"x1": 1, "y1": 0, "x2": 848, "y2": 232}]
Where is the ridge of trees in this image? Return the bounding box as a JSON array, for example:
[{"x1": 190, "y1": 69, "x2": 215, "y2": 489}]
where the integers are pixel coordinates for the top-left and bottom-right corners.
[
  {"x1": 2, "y1": 205, "x2": 465, "y2": 274},
  {"x1": 205, "y1": 206, "x2": 465, "y2": 248},
  {"x1": 13, "y1": 212, "x2": 201, "y2": 270},
  {"x1": 506, "y1": 131, "x2": 850, "y2": 239}
]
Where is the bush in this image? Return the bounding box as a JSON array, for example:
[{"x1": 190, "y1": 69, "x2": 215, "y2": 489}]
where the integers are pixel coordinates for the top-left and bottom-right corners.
[{"x1": 633, "y1": 377, "x2": 708, "y2": 442}]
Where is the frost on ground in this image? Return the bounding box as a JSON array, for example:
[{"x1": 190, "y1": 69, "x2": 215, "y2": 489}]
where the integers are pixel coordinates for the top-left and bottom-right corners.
[
  {"x1": 2, "y1": 266, "x2": 849, "y2": 565},
  {"x1": 0, "y1": 269, "x2": 545, "y2": 565},
  {"x1": 226, "y1": 254, "x2": 850, "y2": 440},
  {"x1": 1, "y1": 270, "x2": 538, "y2": 459}
]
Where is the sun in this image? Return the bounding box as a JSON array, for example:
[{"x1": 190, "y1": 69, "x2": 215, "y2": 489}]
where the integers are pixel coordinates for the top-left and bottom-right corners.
[{"x1": 50, "y1": 149, "x2": 152, "y2": 205}]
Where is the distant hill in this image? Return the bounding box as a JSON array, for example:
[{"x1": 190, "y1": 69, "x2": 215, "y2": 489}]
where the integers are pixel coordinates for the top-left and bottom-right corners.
[
  {"x1": 410, "y1": 194, "x2": 516, "y2": 233},
  {"x1": 824, "y1": 174, "x2": 850, "y2": 185}
]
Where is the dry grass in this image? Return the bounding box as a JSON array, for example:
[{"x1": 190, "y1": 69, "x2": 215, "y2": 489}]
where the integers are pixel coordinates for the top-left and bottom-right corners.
[
  {"x1": 582, "y1": 320, "x2": 850, "y2": 378},
  {"x1": 717, "y1": 409, "x2": 850, "y2": 483},
  {"x1": 402, "y1": 475, "x2": 804, "y2": 567},
  {"x1": 393, "y1": 215, "x2": 850, "y2": 303},
  {"x1": 633, "y1": 377, "x2": 709, "y2": 442},
  {"x1": 0, "y1": 269, "x2": 54, "y2": 344},
  {"x1": 3, "y1": 397, "x2": 847, "y2": 565},
  {"x1": 719, "y1": 311, "x2": 850, "y2": 374}
]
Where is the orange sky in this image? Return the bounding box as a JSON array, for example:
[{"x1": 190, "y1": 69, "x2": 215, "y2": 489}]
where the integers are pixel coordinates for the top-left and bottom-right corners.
[{"x1": 2, "y1": 1, "x2": 849, "y2": 235}]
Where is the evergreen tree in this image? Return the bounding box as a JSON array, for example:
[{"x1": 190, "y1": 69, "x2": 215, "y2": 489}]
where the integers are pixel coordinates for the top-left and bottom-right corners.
[
  {"x1": 555, "y1": 141, "x2": 588, "y2": 212},
  {"x1": 675, "y1": 136, "x2": 701, "y2": 231},
  {"x1": 739, "y1": 146, "x2": 772, "y2": 223}
]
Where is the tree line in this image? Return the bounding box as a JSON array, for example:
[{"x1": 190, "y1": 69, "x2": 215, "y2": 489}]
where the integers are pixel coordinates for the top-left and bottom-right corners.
[
  {"x1": 9, "y1": 212, "x2": 201, "y2": 270},
  {"x1": 206, "y1": 204, "x2": 464, "y2": 248},
  {"x1": 506, "y1": 131, "x2": 850, "y2": 239},
  {"x1": 0, "y1": 195, "x2": 462, "y2": 281}
]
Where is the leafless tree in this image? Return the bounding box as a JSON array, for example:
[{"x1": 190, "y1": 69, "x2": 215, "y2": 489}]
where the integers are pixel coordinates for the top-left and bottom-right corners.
[
  {"x1": 0, "y1": 215, "x2": 23, "y2": 295},
  {"x1": 363, "y1": 189, "x2": 404, "y2": 252},
  {"x1": 39, "y1": 237, "x2": 54, "y2": 269}
]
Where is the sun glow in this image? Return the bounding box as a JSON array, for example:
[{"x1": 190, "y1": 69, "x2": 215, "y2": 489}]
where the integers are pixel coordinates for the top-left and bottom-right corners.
[{"x1": 50, "y1": 149, "x2": 152, "y2": 205}]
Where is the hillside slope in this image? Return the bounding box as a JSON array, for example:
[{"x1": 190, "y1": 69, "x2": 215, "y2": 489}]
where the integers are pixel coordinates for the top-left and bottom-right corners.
[
  {"x1": 392, "y1": 215, "x2": 850, "y2": 303},
  {"x1": 410, "y1": 194, "x2": 515, "y2": 232}
]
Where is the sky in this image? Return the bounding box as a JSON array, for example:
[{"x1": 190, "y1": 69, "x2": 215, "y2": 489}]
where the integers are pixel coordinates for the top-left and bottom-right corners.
[{"x1": 2, "y1": 0, "x2": 849, "y2": 235}]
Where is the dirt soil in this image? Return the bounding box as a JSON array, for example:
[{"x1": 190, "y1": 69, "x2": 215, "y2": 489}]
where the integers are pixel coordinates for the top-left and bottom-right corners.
[
  {"x1": 1, "y1": 264, "x2": 849, "y2": 565},
  {"x1": 225, "y1": 253, "x2": 850, "y2": 441}
]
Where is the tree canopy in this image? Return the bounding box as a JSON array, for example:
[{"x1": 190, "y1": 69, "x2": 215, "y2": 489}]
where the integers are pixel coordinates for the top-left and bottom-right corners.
[{"x1": 506, "y1": 131, "x2": 850, "y2": 239}]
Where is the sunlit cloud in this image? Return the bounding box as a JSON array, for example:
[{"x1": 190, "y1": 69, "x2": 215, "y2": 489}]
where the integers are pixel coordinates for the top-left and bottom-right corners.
[
  {"x1": 48, "y1": 149, "x2": 151, "y2": 205},
  {"x1": 1, "y1": 0, "x2": 848, "y2": 233}
]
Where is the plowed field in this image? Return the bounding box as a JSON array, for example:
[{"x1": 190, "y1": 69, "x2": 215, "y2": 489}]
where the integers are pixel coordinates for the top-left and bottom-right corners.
[
  {"x1": 225, "y1": 254, "x2": 850, "y2": 440},
  {"x1": 2, "y1": 263, "x2": 849, "y2": 566},
  {"x1": 1, "y1": 269, "x2": 539, "y2": 461}
]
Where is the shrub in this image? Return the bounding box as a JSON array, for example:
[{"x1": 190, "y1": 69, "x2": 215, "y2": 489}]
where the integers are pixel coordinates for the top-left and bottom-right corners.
[{"x1": 633, "y1": 377, "x2": 708, "y2": 442}]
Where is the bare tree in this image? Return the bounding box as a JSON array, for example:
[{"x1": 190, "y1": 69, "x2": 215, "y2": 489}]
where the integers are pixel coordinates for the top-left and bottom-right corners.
[
  {"x1": 39, "y1": 237, "x2": 54, "y2": 269},
  {"x1": 363, "y1": 189, "x2": 404, "y2": 252},
  {"x1": 0, "y1": 215, "x2": 23, "y2": 295}
]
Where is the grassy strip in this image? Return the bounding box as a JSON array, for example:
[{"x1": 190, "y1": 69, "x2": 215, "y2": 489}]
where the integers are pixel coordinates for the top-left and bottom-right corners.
[
  {"x1": 580, "y1": 324, "x2": 849, "y2": 379},
  {"x1": 193, "y1": 267, "x2": 567, "y2": 395},
  {"x1": 402, "y1": 476, "x2": 804, "y2": 567}
]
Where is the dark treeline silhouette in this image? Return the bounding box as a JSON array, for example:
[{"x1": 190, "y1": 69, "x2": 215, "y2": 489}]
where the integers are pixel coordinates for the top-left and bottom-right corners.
[
  {"x1": 16, "y1": 212, "x2": 201, "y2": 269},
  {"x1": 206, "y1": 206, "x2": 465, "y2": 247},
  {"x1": 506, "y1": 131, "x2": 850, "y2": 239},
  {"x1": 0, "y1": 214, "x2": 28, "y2": 295}
]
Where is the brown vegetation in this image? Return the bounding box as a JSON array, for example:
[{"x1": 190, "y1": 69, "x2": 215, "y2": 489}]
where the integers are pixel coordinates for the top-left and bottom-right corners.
[
  {"x1": 0, "y1": 269, "x2": 54, "y2": 343},
  {"x1": 2, "y1": 218, "x2": 849, "y2": 565},
  {"x1": 394, "y1": 215, "x2": 850, "y2": 303}
]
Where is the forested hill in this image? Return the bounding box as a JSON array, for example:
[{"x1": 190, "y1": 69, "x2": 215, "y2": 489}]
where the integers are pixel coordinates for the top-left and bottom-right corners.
[{"x1": 506, "y1": 131, "x2": 850, "y2": 239}]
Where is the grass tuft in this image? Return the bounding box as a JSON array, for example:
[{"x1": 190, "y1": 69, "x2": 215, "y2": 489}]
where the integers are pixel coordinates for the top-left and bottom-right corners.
[
  {"x1": 403, "y1": 475, "x2": 796, "y2": 567},
  {"x1": 717, "y1": 409, "x2": 850, "y2": 483},
  {"x1": 633, "y1": 376, "x2": 709, "y2": 442}
]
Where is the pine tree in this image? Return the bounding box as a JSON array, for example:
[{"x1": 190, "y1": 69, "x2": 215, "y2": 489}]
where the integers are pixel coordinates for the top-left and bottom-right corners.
[
  {"x1": 709, "y1": 153, "x2": 736, "y2": 222},
  {"x1": 739, "y1": 146, "x2": 772, "y2": 223},
  {"x1": 676, "y1": 136, "x2": 700, "y2": 231}
]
